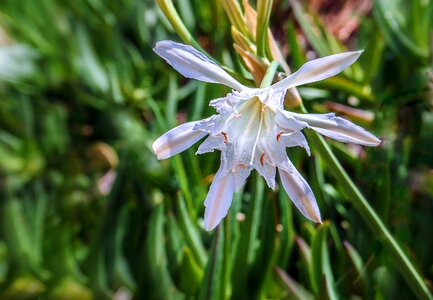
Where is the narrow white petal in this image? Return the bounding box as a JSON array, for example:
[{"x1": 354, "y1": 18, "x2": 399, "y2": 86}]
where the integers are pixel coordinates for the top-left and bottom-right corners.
[
  {"x1": 154, "y1": 40, "x2": 246, "y2": 91},
  {"x1": 204, "y1": 168, "x2": 235, "y2": 231},
  {"x1": 271, "y1": 50, "x2": 363, "y2": 90},
  {"x1": 292, "y1": 113, "x2": 381, "y2": 146},
  {"x1": 278, "y1": 164, "x2": 321, "y2": 223},
  {"x1": 152, "y1": 121, "x2": 207, "y2": 160}
]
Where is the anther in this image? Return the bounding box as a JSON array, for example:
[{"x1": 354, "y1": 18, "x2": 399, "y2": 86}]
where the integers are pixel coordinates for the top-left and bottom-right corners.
[
  {"x1": 238, "y1": 164, "x2": 247, "y2": 169},
  {"x1": 221, "y1": 132, "x2": 228, "y2": 143},
  {"x1": 260, "y1": 153, "x2": 266, "y2": 166},
  {"x1": 276, "y1": 130, "x2": 284, "y2": 142}
]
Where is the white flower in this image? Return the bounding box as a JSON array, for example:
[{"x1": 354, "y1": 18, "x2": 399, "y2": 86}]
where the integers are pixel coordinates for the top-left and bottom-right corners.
[{"x1": 152, "y1": 40, "x2": 381, "y2": 231}]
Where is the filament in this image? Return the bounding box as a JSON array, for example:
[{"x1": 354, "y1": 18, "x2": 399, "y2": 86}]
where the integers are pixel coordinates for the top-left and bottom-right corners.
[{"x1": 249, "y1": 105, "x2": 265, "y2": 165}]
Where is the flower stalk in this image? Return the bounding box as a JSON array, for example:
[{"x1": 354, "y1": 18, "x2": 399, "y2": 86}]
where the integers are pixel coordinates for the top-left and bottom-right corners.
[{"x1": 302, "y1": 106, "x2": 433, "y2": 300}]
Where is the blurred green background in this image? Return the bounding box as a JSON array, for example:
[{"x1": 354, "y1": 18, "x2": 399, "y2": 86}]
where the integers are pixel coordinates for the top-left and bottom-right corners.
[{"x1": 0, "y1": 0, "x2": 432, "y2": 299}]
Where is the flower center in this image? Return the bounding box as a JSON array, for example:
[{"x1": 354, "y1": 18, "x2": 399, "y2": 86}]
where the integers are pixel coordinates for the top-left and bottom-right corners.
[{"x1": 224, "y1": 96, "x2": 276, "y2": 168}]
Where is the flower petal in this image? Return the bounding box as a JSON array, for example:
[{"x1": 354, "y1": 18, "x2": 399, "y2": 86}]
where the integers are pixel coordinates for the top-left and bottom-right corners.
[
  {"x1": 196, "y1": 135, "x2": 224, "y2": 154},
  {"x1": 255, "y1": 158, "x2": 276, "y2": 189},
  {"x1": 280, "y1": 131, "x2": 311, "y2": 156},
  {"x1": 291, "y1": 112, "x2": 381, "y2": 146},
  {"x1": 233, "y1": 167, "x2": 252, "y2": 192},
  {"x1": 204, "y1": 168, "x2": 235, "y2": 231},
  {"x1": 154, "y1": 40, "x2": 246, "y2": 91},
  {"x1": 193, "y1": 115, "x2": 226, "y2": 134},
  {"x1": 275, "y1": 109, "x2": 308, "y2": 131},
  {"x1": 271, "y1": 50, "x2": 363, "y2": 90},
  {"x1": 152, "y1": 121, "x2": 207, "y2": 160},
  {"x1": 278, "y1": 164, "x2": 321, "y2": 223}
]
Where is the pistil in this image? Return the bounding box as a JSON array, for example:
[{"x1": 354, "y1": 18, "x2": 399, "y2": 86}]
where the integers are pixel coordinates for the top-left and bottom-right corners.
[{"x1": 249, "y1": 105, "x2": 265, "y2": 165}]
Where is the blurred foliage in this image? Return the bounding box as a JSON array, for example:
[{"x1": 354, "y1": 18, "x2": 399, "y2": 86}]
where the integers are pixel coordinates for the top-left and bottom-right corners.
[{"x1": 0, "y1": 0, "x2": 432, "y2": 299}]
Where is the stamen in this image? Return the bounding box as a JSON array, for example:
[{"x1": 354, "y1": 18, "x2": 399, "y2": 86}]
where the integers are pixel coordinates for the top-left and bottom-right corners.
[
  {"x1": 249, "y1": 105, "x2": 265, "y2": 165},
  {"x1": 231, "y1": 164, "x2": 248, "y2": 173},
  {"x1": 276, "y1": 130, "x2": 284, "y2": 142},
  {"x1": 221, "y1": 132, "x2": 228, "y2": 143},
  {"x1": 260, "y1": 153, "x2": 266, "y2": 166}
]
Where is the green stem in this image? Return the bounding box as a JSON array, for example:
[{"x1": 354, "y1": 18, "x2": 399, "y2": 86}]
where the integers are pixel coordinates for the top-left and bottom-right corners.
[
  {"x1": 256, "y1": 0, "x2": 273, "y2": 58},
  {"x1": 222, "y1": 217, "x2": 231, "y2": 299},
  {"x1": 156, "y1": 0, "x2": 193, "y2": 46},
  {"x1": 175, "y1": 196, "x2": 207, "y2": 268},
  {"x1": 301, "y1": 106, "x2": 432, "y2": 300},
  {"x1": 314, "y1": 77, "x2": 374, "y2": 102},
  {"x1": 260, "y1": 61, "x2": 279, "y2": 88}
]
